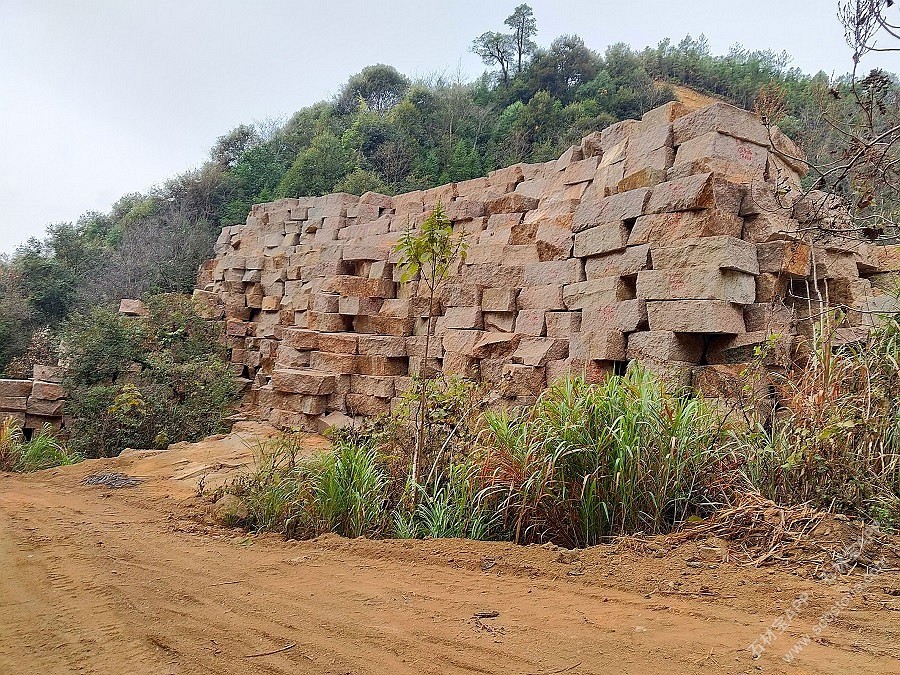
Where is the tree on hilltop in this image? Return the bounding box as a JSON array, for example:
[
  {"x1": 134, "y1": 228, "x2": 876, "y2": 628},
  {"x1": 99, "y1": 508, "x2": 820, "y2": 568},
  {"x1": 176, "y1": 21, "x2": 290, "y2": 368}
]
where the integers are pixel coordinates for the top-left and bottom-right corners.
[
  {"x1": 505, "y1": 4, "x2": 538, "y2": 74},
  {"x1": 472, "y1": 31, "x2": 516, "y2": 85}
]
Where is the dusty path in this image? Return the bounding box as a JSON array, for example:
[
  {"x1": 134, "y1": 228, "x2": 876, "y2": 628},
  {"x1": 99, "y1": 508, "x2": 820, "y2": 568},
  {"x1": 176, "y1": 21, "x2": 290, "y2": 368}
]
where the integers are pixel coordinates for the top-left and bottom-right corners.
[{"x1": 0, "y1": 425, "x2": 898, "y2": 675}]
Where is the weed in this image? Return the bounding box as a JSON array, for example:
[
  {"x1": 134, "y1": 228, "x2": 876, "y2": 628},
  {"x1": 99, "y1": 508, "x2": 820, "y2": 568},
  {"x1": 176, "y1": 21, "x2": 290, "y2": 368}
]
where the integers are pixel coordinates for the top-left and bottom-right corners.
[{"x1": 736, "y1": 312, "x2": 900, "y2": 527}]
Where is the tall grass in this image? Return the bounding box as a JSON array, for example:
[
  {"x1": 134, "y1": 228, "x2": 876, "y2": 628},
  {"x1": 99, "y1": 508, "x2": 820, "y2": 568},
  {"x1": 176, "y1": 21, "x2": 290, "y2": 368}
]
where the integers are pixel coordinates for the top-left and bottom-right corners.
[
  {"x1": 0, "y1": 419, "x2": 81, "y2": 472},
  {"x1": 393, "y1": 460, "x2": 495, "y2": 539},
  {"x1": 477, "y1": 367, "x2": 726, "y2": 546},
  {"x1": 736, "y1": 313, "x2": 900, "y2": 526},
  {"x1": 232, "y1": 431, "x2": 389, "y2": 538}
]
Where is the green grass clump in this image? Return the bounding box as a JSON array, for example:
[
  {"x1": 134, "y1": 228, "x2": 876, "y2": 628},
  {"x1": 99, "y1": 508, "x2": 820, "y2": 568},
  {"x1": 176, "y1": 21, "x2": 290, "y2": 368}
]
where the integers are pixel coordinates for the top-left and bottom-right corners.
[
  {"x1": 230, "y1": 370, "x2": 728, "y2": 546},
  {"x1": 735, "y1": 314, "x2": 900, "y2": 528},
  {"x1": 0, "y1": 419, "x2": 81, "y2": 472},
  {"x1": 233, "y1": 431, "x2": 390, "y2": 539},
  {"x1": 228, "y1": 315, "x2": 900, "y2": 543},
  {"x1": 477, "y1": 366, "x2": 726, "y2": 546}
]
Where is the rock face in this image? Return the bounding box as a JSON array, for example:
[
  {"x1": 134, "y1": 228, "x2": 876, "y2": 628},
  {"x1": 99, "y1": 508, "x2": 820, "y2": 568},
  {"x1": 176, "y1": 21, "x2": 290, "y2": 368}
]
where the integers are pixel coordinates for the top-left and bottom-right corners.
[
  {"x1": 197, "y1": 100, "x2": 899, "y2": 431},
  {"x1": 0, "y1": 365, "x2": 66, "y2": 433}
]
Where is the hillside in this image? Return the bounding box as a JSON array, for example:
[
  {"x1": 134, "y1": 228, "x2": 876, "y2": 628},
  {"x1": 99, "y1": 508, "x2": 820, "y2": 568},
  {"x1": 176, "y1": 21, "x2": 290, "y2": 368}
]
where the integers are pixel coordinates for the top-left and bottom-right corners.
[{"x1": 667, "y1": 83, "x2": 723, "y2": 110}]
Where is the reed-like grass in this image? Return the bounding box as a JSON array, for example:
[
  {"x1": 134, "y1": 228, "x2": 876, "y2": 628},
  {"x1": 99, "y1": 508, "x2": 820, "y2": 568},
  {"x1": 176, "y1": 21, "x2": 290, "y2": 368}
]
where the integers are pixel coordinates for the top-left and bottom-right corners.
[
  {"x1": 736, "y1": 314, "x2": 900, "y2": 527},
  {"x1": 233, "y1": 431, "x2": 389, "y2": 538},
  {"x1": 0, "y1": 419, "x2": 81, "y2": 472},
  {"x1": 229, "y1": 316, "x2": 900, "y2": 542},
  {"x1": 477, "y1": 366, "x2": 726, "y2": 546}
]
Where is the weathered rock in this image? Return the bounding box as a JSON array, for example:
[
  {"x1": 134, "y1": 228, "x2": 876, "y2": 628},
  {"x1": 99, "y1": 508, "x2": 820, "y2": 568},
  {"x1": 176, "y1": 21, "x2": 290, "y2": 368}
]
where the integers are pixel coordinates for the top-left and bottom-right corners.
[
  {"x1": 271, "y1": 369, "x2": 337, "y2": 395},
  {"x1": 196, "y1": 99, "x2": 876, "y2": 428},
  {"x1": 119, "y1": 299, "x2": 149, "y2": 317},
  {"x1": 627, "y1": 331, "x2": 705, "y2": 363},
  {"x1": 650, "y1": 236, "x2": 758, "y2": 274},
  {"x1": 645, "y1": 173, "x2": 744, "y2": 214}
]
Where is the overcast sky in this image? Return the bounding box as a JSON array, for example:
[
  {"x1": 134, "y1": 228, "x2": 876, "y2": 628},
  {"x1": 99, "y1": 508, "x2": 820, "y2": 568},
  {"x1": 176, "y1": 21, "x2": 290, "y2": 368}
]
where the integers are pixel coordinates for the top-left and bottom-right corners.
[{"x1": 0, "y1": 0, "x2": 896, "y2": 254}]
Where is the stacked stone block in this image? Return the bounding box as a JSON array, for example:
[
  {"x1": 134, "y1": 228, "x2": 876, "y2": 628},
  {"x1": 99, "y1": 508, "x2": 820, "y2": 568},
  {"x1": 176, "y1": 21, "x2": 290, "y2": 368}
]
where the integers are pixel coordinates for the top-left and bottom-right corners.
[
  {"x1": 0, "y1": 365, "x2": 65, "y2": 433},
  {"x1": 198, "y1": 100, "x2": 900, "y2": 430}
]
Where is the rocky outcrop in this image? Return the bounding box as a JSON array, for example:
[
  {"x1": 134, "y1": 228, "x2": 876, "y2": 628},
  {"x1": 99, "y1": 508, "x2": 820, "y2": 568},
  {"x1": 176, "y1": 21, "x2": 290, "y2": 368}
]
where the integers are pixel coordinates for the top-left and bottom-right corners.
[{"x1": 197, "y1": 100, "x2": 900, "y2": 431}]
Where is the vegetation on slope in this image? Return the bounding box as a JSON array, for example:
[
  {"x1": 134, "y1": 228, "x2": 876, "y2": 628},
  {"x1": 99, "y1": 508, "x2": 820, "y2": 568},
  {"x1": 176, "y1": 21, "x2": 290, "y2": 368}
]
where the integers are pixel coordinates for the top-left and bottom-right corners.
[
  {"x1": 0, "y1": 418, "x2": 81, "y2": 472},
  {"x1": 59, "y1": 294, "x2": 240, "y2": 458}
]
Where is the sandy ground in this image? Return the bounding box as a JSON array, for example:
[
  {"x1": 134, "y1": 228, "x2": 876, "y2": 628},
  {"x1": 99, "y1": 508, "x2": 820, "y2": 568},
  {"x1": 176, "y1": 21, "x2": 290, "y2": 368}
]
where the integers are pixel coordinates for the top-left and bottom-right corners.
[{"x1": 0, "y1": 423, "x2": 898, "y2": 675}]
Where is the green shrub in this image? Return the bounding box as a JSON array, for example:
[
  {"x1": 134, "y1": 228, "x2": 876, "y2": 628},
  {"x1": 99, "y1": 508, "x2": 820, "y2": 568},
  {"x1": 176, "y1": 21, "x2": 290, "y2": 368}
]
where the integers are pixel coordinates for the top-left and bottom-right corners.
[
  {"x1": 0, "y1": 419, "x2": 81, "y2": 472},
  {"x1": 230, "y1": 326, "x2": 900, "y2": 545},
  {"x1": 61, "y1": 293, "x2": 240, "y2": 457},
  {"x1": 394, "y1": 460, "x2": 494, "y2": 539},
  {"x1": 232, "y1": 370, "x2": 726, "y2": 545}
]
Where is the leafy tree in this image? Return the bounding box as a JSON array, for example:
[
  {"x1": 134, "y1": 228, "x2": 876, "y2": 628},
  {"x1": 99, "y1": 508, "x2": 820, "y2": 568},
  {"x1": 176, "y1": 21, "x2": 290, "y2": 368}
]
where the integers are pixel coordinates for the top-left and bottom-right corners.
[
  {"x1": 276, "y1": 131, "x2": 354, "y2": 197},
  {"x1": 0, "y1": 262, "x2": 33, "y2": 371},
  {"x1": 472, "y1": 31, "x2": 516, "y2": 85},
  {"x1": 334, "y1": 168, "x2": 389, "y2": 195},
  {"x1": 336, "y1": 64, "x2": 410, "y2": 115},
  {"x1": 211, "y1": 124, "x2": 262, "y2": 169},
  {"x1": 14, "y1": 241, "x2": 79, "y2": 324},
  {"x1": 504, "y1": 4, "x2": 538, "y2": 74},
  {"x1": 443, "y1": 139, "x2": 482, "y2": 183},
  {"x1": 61, "y1": 294, "x2": 239, "y2": 457},
  {"x1": 394, "y1": 203, "x2": 468, "y2": 483}
]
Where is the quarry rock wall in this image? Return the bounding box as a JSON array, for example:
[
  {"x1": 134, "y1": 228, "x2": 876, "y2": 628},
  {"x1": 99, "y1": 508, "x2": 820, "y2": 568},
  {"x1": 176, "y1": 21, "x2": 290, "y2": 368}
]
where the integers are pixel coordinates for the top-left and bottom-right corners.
[{"x1": 196, "y1": 100, "x2": 900, "y2": 431}]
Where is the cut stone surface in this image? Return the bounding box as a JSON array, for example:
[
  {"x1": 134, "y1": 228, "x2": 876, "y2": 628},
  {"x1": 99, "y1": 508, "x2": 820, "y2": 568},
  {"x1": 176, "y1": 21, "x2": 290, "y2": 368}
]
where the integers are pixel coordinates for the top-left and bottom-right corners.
[
  {"x1": 0, "y1": 380, "x2": 33, "y2": 398},
  {"x1": 645, "y1": 173, "x2": 744, "y2": 214},
  {"x1": 573, "y1": 222, "x2": 630, "y2": 256},
  {"x1": 31, "y1": 381, "x2": 64, "y2": 401},
  {"x1": 481, "y1": 287, "x2": 518, "y2": 313},
  {"x1": 674, "y1": 131, "x2": 769, "y2": 175},
  {"x1": 650, "y1": 236, "x2": 759, "y2": 274},
  {"x1": 562, "y1": 278, "x2": 631, "y2": 309},
  {"x1": 271, "y1": 369, "x2": 337, "y2": 395},
  {"x1": 637, "y1": 268, "x2": 756, "y2": 304},
  {"x1": 198, "y1": 99, "x2": 875, "y2": 429},
  {"x1": 119, "y1": 299, "x2": 149, "y2": 317},
  {"x1": 756, "y1": 240, "x2": 812, "y2": 278},
  {"x1": 672, "y1": 102, "x2": 771, "y2": 147},
  {"x1": 646, "y1": 300, "x2": 746, "y2": 334},
  {"x1": 627, "y1": 331, "x2": 705, "y2": 363},
  {"x1": 572, "y1": 189, "x2": 651, "y2": 233},
  {"x1": 628, "y1": 209, "x2": 743, "y2": 245},
  {"x1": 584, "y1": 245, "x2": 651, "y2": 279},
  {"x1": 581, "y1": 299, "x2": 648, "y2": 332},
  {"x1": 587, "y1": 330, "x2": 627, "y2": 361}
]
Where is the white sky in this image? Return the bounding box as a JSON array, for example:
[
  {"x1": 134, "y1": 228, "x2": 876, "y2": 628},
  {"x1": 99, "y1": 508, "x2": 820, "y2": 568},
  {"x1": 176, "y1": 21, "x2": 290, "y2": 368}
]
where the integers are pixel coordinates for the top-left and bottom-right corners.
[{"x1": 1, "y1": 0, "x2": 897, "y2": 254}]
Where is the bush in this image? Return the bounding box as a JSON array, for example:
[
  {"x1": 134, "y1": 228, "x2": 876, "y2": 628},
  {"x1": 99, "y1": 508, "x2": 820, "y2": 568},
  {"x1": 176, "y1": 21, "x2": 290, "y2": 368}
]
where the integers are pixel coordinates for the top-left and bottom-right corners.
[
  {"x1": 61, "y1": 293, "x2": 240, "y2": 457},
  {"x1": 228, "y1": 322, "x2": 900, "y2": 544},
  {"x1": 0, "y1": 419, "x2": 81, "y2": 472},
  {"x1": 230, "y1": 371, "x2": 726, "y2": 545}
]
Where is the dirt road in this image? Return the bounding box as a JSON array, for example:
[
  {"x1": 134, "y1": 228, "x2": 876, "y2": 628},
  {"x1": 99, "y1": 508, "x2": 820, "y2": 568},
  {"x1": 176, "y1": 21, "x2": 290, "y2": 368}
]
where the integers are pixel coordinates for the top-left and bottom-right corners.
[{"x1": 0, "y1": 425, "x2": 898, "y2": 674}]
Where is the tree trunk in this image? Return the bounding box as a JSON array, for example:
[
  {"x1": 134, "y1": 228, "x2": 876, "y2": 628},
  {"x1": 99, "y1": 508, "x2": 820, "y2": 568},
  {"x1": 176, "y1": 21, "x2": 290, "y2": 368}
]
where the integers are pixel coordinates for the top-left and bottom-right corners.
[{"x1": 413, "y1": 286, "x2": 436, "y2": 486}]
